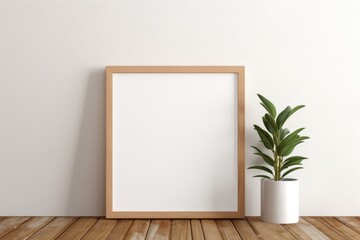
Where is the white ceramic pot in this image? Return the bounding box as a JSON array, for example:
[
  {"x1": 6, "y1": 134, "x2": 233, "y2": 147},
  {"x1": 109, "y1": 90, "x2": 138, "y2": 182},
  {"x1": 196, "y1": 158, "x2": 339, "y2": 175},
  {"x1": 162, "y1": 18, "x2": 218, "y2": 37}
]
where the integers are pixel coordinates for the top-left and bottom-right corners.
[{"x1": 261, "y1": 178, "x2": 299, "y2": 224}]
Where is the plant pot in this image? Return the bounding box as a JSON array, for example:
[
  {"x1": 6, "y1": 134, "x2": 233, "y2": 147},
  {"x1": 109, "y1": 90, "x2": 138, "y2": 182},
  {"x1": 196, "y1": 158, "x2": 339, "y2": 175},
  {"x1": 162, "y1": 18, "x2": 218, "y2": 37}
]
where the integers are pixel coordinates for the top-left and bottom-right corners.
[{"x1": 261, "y1": 178, "x2": 299, "y2": 224}]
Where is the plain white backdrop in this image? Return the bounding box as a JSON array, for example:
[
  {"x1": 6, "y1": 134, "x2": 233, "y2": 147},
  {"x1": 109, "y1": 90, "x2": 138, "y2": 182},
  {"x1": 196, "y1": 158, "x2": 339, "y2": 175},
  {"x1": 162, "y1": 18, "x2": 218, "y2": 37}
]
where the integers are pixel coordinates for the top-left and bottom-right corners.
[
  {"x1": 1, "y1": 0, "x2": 359, "y2": 216},
  {"x1": 112, "y1": 73, "x2": 238, "y2": 212}
]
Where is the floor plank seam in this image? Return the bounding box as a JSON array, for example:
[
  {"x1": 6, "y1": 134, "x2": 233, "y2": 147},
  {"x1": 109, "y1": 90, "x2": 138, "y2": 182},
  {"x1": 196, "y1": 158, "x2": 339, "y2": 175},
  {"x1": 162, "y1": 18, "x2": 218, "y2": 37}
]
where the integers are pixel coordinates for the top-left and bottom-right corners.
[
  {"x1": 143, "y1": 219, "x2": 152, "y2": 240},
  {"x1": 81, "y1": 218, "x2": 99, "y2": 240},
  {"x1": 278, "y1": 223, "x2": 298, "y2": 240},
  {"x1": 320, "y1": 217, "x2": 360, "y2": 239},
  {"x1": 315, "y1": 217, "x2": 347, "y2": 239},
  {"x1": 245, "y1": 218, "x2": 263, "y2": 240},
  {"x1": 336, "y1": 217, "x2": 360, "y2": 234},
  {"x1": 189, "y1": 220, "x2": 194, "y2": 240},
  {"x1": 53, "y1": 218, "x2": 79, "y2": 240},
  {"x1": 53, "y1": 217, "x2": 79, "y2": 239},
  {"x1": 282, "y1": 224, "x2": 301, "y2": 240},
  {"x1": 229, "y1": 219, "x2": 244, "y2": 240},
  {"x1": 0, "y1": 217, "x2": 32, "y2": 239},
  {"x1": 102, "y1": 219, "x2": 118, "y2": 240},
  {"x1": 198, "y1": 220, "x2": 206, "y2": 240},
  {"x1": 123, "y1": 220, "x2": 134, "y2": 239},
  {"x1": 74, "y1": 218, "x2": 98, "y2": 240},
  {"x1": 303, "y1": 217, "x2": 345, "y2": 240},
  {"x1": 29, "y1": 217, "x2": 56, "y2": 239}
]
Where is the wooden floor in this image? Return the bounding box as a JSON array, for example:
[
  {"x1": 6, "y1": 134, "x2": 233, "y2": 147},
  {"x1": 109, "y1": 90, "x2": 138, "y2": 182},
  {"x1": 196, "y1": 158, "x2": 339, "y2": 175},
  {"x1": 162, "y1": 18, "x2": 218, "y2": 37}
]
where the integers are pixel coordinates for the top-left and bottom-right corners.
[{"x1": 0, "y1": 217, "x2": 360, "y2": 240}]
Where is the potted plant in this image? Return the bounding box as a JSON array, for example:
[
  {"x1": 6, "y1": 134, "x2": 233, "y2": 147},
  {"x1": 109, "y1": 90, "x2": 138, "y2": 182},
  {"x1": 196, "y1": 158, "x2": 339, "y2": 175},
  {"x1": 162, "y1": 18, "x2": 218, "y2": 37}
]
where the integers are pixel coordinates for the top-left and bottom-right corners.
[{"x1": 249, "y1": 94, "x2": 309, "y2": 224}]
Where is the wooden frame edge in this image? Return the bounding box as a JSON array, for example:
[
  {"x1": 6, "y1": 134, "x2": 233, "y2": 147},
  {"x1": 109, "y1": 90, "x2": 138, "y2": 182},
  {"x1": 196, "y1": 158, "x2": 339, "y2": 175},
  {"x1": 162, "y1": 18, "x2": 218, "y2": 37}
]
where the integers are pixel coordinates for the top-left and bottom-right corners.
[{"x1": 106, "y1": 68, "x2": 113, "y2": 218}]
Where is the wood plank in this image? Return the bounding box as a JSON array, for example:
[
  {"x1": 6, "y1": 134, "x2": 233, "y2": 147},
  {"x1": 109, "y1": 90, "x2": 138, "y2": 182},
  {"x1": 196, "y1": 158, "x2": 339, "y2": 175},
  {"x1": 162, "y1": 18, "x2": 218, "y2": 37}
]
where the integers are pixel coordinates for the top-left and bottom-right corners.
[
  {"x1": 201, "y1": 220, "x2": 223, "y2": 240},
  {"x1": 233, "y1": 219, "x2": 260, "y2": 240},
  {"x1": 247, "y1": 217, "x2": 296, "y2": 240},
  {"x1": 317, "y1": 217, "x2": 360, "y2": 240},
  {"x1": 191, "y1": 220, "x2": 205, "y2": 240},
  {"x1": 0, "y1": 217, "x2": 30, "y2": 238},
  {"x1": 123, "y1": 220, "x2": 151, "y2": 240},
  {"x1": 28, "y1": 217, "x2": 75, "y2": 240},
  {"x1": 107, "y1": 220, "x2": 133, "y2": 240},
  {"x1": 56, "y1": 217, "x2": 97, "y2": 240},
  {"x1": 146, "y1": 220, "x2": 171, "y2": 240},
  {"x1": 303, "y1": 217, "x2": 346, "y2": 240},
  {"x1": 283, "y1": 218, "x2": 330, "y2": 240},
  {"x1": 170, "y1": 220, "x2": 191, "y2": 240},
  {"x1": 81, "y1": 219, "x2": 117, "y2": 240},
  {"x1": 336, "y1": 217, "x2": 360, "y2": 234},
  {"x1": 216, "y1": 220, "x2": 241, "y2": 240},
  {"x1": 1, "y1": 217, "x2": 53, "y2": 240}
]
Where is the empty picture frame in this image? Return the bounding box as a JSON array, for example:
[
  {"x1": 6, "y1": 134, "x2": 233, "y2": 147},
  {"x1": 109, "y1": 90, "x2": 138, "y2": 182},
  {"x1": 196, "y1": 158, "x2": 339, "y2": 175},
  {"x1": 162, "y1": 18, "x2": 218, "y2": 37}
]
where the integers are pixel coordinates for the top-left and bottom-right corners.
[{"x1": 106, "y1": 66, "x2": 245, "y2": 218}]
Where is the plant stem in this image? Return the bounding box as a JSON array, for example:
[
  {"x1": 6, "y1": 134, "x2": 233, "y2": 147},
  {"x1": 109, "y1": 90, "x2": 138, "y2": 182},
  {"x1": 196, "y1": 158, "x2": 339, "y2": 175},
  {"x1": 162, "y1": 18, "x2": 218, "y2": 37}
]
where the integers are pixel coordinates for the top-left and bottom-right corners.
[
  {"x1": 274, "y1": 153, "x2": 280, "y2": 181},
  {"x1": 273, "y1": 131, "x2": 280, "y2": 181}
]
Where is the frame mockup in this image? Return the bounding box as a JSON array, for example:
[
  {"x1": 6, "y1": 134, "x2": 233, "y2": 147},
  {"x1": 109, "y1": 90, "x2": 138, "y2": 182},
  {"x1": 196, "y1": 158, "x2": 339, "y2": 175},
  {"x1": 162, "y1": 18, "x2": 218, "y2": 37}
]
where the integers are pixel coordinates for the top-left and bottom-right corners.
[{"x1": 106, "y1": 66, "x2": 245, "y2": 218}]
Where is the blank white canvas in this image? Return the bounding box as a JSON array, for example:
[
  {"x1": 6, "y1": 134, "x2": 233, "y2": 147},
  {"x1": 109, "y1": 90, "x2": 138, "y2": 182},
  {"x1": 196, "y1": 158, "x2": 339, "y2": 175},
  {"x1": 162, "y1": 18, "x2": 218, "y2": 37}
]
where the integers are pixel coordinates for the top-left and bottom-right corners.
[{"x1": 112, "y1": 73, "x2": 238, "y2": 212}]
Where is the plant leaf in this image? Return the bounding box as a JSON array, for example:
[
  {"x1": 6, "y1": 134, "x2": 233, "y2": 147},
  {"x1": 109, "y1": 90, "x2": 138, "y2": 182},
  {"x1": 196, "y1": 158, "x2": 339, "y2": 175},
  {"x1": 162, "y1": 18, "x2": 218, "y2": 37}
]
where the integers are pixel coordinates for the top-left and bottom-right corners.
[
  {"x1": 262, "y1": 116, "x2": 274, "y2": 134},
  {"x1": 283, "y1": 156, "x2": 308, "y2": 164},
  {"x1": 281, "y1": 158, "x2": 304, "y2": 170},
  {"x1": 280, "y1": 140, "x2": 306, "y2": 157},
  {"x1": 281, "y1": 162, "x2": 302, "y2": 171},
  {"x1": 258, "y1": 94, "x2": 277, "y2": 118},
  {"x1": 276, "y1": 105, "x2": 305, "y2": 128},
  {"x1": 248, "y1": 165, "x2": 273, "y2": 175},
  {"x1": 284, "y1": 136, "x2": 309, "y2": 150},
  {"x1": 290, "y1": 105, "x2": 305, "y2": 117},
  {"x1": 280, "y1": 128, "x2": 290, "y2": 141},
  {"x1": 253, "y1": 175, "x2": 271, "y2": 179},
  {"x1": 279, "y1": 135, "x2": 309, "y2": 156},
  {"x1": 254, "y1": 125, "x2": 274, "y2": 150},
  {"x1": 276, "y1": 106, "x2": 292, "y2": 128},
  {"x1": 265, "y1": 113, "x2": 278, "y2": 134},
  {"x1": 281, "y1": 167, "x2": 303, "y2": 179},
  {"x1": 251, "y1": 146, "x2": 274, "y2": 166},
  {"x1": 278, "y1": 128, "x2": 305, "y2": 152}
]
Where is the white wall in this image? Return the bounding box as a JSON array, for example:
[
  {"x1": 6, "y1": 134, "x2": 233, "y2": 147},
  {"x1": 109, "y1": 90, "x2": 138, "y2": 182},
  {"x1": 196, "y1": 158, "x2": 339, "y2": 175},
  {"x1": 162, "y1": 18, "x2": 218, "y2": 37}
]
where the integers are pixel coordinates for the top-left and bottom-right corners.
[{"x1": 1, "y1": 0, "x2": 359, "y2": 216}]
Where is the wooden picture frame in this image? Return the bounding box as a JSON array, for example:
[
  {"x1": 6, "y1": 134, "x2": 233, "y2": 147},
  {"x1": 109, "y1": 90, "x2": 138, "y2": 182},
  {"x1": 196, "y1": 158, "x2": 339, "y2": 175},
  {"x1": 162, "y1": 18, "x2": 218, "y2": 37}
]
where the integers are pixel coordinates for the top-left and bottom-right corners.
[{"x1": 106, "y1": 66, "x2": 245, "y2": 218}]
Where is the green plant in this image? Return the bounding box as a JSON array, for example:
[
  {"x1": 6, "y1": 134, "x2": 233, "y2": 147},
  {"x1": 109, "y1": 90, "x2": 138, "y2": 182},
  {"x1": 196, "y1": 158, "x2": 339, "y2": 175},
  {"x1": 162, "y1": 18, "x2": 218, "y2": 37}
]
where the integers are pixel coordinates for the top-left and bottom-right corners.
[{"x1": 249, "y1": 94, "x2": 309, "y2": 181}]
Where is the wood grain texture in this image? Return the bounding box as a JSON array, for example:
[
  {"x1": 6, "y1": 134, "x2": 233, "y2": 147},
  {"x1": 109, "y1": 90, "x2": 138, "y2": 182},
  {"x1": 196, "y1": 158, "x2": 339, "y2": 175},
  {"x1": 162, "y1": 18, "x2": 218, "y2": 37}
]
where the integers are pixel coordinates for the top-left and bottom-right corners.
[
  {"x1": 317, "y1": 217, "x2": 360, "y2": 240},
  {"x1": 283, "y1": 218, "x2": 329, "y2": 240},
  {"x1": 106, "y1": 66, "x2": 245, "y2": 219},
  {"x1": 303, "y1": 217, "x2": 346, "y2": 240},
  {"x1": 201, "y1": 220, "x2": 223, "y2": 240},
  {"x1": 0, "y1": 217, "x2": 30, "y2": 238},
  {"x1": 81, "y1": 219, "x2": 117, "y2": 240},
  {"x1": 56, "y1": 217, "x2": 97, "y2": 240},
  {"x1": 123, "y1": 220, "x2": 151, "y2": 240},
  {"x1": 106, "y1": 220, "x2": 133, "y2": 240},
  {"x1": 191, "y1": 220, "x2": 205, "y2": 240},
  {"x1": 170, "y1": 220, "x2": 192, "y2": 240},
  {"x1": 232, "y1": 219, "x2": 260, "y2": 239},
  {"x1": 247, "y1": 217, "x2": 296, "y2": 240},
  {"x1": 336, "y1": 217, "x2": 360, "y2": 234},
  {"x1": 105, "y1": 66, "x2": 113, "y2": 218},
  {"x1": 1, "y1": 217, "x2": 360, "y2": 240},
  {"x1": 106, "y1": 66, "x2": 245, "y2": 73},
  {"x1": 28, "y1": 217, "x2": 75, "y2": 240},
  {"x1": 146, "y1": 220, "x2": 171, "y2": 240},
  {"x1": 236, "y1": 66, "x2": 245, "y2": 218},
  {"x1": 216, "y1": 220, "x2": 241, "y2": 240},
  {"x1": 1, "y1": 217, "x2": 53, "y2": 240}
]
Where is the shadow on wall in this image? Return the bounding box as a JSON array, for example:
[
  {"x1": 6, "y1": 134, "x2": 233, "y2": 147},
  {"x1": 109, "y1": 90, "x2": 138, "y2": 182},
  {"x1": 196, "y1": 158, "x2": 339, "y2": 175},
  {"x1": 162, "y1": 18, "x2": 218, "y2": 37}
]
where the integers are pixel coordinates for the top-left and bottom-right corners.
[
  {"x1": 245, "y1": 107, "x2": 262, "y2": 216},
  {"x1": 67, "y1": 69, "x2": 106, "y2": 216}
]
